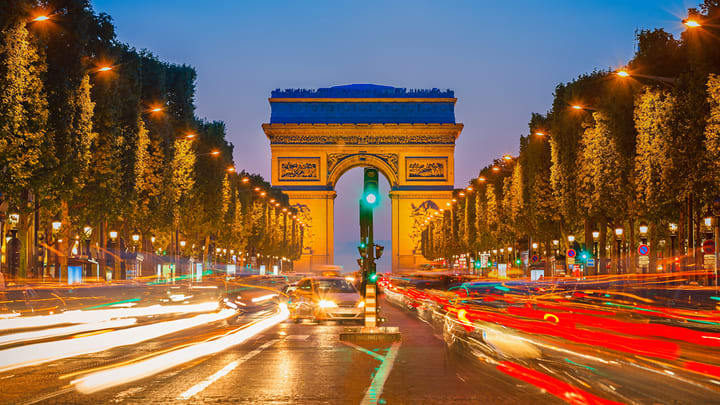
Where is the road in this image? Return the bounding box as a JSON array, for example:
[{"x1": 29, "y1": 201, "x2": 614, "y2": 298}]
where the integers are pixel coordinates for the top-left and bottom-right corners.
[
  {"x1": 0, "y1": 294, "x2": 562, "y2": 405},
  {"x1": 2, "y1": 276, "x2": 720, "y2": 404}
]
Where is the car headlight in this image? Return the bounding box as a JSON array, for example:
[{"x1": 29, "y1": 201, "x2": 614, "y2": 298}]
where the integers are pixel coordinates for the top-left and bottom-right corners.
[
  {"x1": 357, "y1": 300, "x2": 365, "y2": 308},
  {"x1": 318, "y1": 299, "x2": 337, "y2": 308}
]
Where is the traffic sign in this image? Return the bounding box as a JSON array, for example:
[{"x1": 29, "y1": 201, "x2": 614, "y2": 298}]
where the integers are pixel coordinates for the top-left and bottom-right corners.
[
  {"x1": 567, "y1": 257, "x2": 575, "y2": 265},
  {"x1": 637, "y1": 244, "x2": 649, "y2": 256},
  {"x1": 639, "y1": 256, "x2": 650, "y2": 266},
  {"x1": 531, "y1": 254, "x2": 540, "y2": 263},
  {"x1": 566, "y1": 249, "x2": 576, "y2": 258},
  {"x1": 703, "y1": 240, "x2": 715, "y2": 255},
  {"x1": 586, "y1": 258, "x2": 595, "y2": 267}
]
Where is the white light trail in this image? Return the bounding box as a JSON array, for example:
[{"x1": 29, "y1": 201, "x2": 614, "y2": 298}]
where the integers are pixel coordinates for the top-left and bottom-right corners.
[
  {"x1": 178, "y1": 339, "x2": 277, "y2": 400},
  {"x1": 0, "y1": 318, "x2": 137, "y2": 347},
  {"x1": 251, "y1": 293, "x2": 277, "y2": 303},
  {"x1": 0, "y1": 302, "x2": 219, "y2": 331},
  {"x1": 73, "y1": 305, "x2": 289, "y2": 394},
  {"x1": 0, "y1": 309, "x2": 235, "y2": 372}
]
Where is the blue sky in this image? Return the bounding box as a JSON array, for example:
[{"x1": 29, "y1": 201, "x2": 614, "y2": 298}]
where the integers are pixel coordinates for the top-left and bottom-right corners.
[{"x1": 92, "y1": 0, "x2": 695, "y2": 272}]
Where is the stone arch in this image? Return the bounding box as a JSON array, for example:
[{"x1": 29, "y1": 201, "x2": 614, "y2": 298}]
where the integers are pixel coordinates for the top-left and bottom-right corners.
[{"x1": 326, "y1": 153, "x2": 398, "y2": 189}]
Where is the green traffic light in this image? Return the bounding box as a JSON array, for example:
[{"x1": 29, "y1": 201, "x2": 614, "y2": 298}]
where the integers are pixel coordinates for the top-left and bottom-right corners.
[
  {"x1": 365, "y1": 193, "x2": 377, "y2": 204},
  {"x1": 359, "y1": 242, "x2": 366, "y2": 249},
  {"x1": 370, "y1": 273, "x2": 377, "y2": 281}
]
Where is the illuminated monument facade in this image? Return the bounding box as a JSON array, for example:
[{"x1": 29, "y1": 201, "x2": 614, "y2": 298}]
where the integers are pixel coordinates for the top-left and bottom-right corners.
[{"x1": 263, "y1": 84, "x2": 463, "y2": 272}]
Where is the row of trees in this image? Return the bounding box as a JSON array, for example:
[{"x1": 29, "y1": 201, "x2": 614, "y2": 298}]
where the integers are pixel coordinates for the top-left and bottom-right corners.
[
  {"x1": 0, "y1": 0, "x2": 303, "y2": 279},
  {"x1": 422, "y1": 1, "x2": 720, "y2": 275}
]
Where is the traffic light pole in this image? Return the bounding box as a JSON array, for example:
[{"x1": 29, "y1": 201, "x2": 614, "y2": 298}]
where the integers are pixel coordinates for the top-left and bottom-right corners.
[{"x1": 339, "y1": 167, "x2": 400, "y2": 342}]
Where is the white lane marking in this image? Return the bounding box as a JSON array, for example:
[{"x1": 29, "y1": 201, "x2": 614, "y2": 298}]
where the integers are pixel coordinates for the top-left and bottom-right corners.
[
  {"x1": 178, "y1": 339, "x2": 278, "y2": 400},
  {"x1": 285, "y1": 334, "x2": 309, "y2": 340},
  {"x1": 0, "y1": 374, "x2": 15, "y2": 379},
  {"x1": 361, "y1": 342, "x2": 401, "y2": 405},
  {"x1": 340, "y1": 341, "x2": 385, "y2": 362}
]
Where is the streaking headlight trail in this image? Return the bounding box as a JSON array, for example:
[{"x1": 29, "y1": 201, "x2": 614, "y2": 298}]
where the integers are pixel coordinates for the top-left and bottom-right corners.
[
  {"x1": 0, "y1": 308, "x2": 235, "y2": 372},
  {"x1": 72, "y1": 304, "x2": 289, "y2": 394},
  {"x1": 0, "y1": 302, "x2": 219, "y2": 331}
]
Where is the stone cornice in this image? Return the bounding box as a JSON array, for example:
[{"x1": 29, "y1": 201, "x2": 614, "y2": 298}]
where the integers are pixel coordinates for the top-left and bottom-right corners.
[
  {"x1": 269, "y1": 98, "x2": 457, "y2": 103},
  {"x1": 262, "y1": 123, "x2": 463, "y2": 145}
]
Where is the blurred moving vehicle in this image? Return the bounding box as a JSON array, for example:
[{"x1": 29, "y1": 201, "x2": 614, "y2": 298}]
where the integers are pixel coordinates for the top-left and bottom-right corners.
[
  {"x1": 220, "y1": 276, "x2": 288, "y2": 312},
  {"x1": 289, "y1": 276, "x2": 364, "y2": 323}
]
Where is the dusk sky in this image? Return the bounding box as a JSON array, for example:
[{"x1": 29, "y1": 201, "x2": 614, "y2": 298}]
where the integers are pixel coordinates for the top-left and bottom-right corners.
[{"x1": 93, "y1": 0, "x2": 693, "y2": 272}]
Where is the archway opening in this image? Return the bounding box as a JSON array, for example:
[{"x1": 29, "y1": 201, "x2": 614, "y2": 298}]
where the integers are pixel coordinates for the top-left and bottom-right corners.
[{"x1": 333, "y1": 166, "x2": 392, "y2": 274}]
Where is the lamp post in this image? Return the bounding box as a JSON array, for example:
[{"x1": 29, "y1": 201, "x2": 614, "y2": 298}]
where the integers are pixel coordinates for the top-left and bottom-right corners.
[
  {"x1": 109, "y1": 230, "x2": 118, "y2": 280},
  {"x1": 615, "y1": 227, "x2": 624, "y2": 274},
  {"x1": 131, "y1": 230, "x2": 140, "y2": 253},
  {"x1": 83, "y1": 225, "x2": 92, "y2": 258},
  {"x1": 669, "y1": 223, "x2": 678, "y2": 272},
  {"x1": 51, "y1": 216, "x2": 62, "y2": 279}
]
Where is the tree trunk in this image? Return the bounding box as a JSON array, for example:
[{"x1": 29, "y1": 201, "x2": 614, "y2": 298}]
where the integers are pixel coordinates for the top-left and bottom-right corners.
[
  {"x1": 599, "y1": 219, "x2": 608, "y2": 275},
  {"x1": 584, "y1": 218, "x2": 594, "y2": 275}
]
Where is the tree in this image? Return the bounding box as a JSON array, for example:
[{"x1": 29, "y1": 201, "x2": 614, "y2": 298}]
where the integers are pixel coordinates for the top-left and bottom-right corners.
[{"x1": 0, "y1": 21, "x2": 50, "y2": 209}]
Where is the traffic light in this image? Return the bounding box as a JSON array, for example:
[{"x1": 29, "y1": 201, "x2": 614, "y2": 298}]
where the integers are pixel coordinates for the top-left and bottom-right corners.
[
  {"x1": 358, "y1": 243, "x2": 368, "y2": 258},
  {"x1": 375, "y1": 244, "x2": 384, "y2": 260},
  {"x1": 362, "y1": 168, "x2": 379, "y2": 207}
]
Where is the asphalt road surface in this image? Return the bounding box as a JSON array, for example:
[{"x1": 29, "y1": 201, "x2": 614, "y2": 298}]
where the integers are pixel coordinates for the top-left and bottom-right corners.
[{"x1": 0, "y1": 294, "x2": 582, "y2": 405}]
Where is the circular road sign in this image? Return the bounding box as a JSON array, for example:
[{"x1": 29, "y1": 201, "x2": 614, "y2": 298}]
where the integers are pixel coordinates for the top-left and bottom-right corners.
[
  {"x1": 638, "y1": 244, "x2": 649, "y2": 256},
  {"x1": 531, "y1": 254, "x2": 540, "y2": 263},
  {"x1": 566, "y1": 249, "x2": 576, "y2": 258},
  {"x1": 703, "y1": 239, "x2": 715, "y2": 255}
]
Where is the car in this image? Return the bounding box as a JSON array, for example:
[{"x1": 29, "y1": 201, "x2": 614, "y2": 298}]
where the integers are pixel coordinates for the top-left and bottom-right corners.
[{"x1": 289, "y1": 276, "x2": 365, "y2": 323}]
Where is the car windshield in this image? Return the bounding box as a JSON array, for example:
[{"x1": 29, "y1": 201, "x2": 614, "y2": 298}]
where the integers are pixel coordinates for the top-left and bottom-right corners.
[{"x1": 314, "y1": 279, "x2": 357, "y2": 293}]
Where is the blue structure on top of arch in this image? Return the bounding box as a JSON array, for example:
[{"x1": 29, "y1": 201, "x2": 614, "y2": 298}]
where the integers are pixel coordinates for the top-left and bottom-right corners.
[{"x1": 269, "y1": 84, "x2": 456, "y2": 124}]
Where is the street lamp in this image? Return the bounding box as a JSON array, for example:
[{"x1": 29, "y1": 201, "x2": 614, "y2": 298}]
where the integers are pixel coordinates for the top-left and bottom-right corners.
[
  {"x1": 684, "y1": 18, "x2": 702, "y2": 28},
  {"x1": 109, "y1": 230, "x2": 118, "y2": 240},
  {"x1": 669, "y1": 223, "x2": 678, "y2": 272},
  {"x1": 592, "y1": 230, "x2": 600, "y2": 260},
  {"x1": 51, "y1": 217, "x2": 62, "y2": 232},
  {"x1": 83, "y1": 224, "x2": 93, "y2": 259},
  {"x1": 615, "y1": 227, "x2": 624, "y2": 274}
]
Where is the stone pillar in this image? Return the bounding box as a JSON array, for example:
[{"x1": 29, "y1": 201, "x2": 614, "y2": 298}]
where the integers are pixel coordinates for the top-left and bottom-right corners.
[
  {"x1": 286, "y1": 190, "x2": 336, "y2": 272},
  {"x1": 390, "y1": 190, "x2": 452, "y2": 273}
]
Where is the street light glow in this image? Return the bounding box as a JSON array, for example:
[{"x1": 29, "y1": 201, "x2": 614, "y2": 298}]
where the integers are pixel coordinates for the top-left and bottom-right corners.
[
  {"x1": 97, "y1": 66, "x2": 113, "y2": 72},
  {"x1": 32, "y1": 15, "x2": 50, "y2": 22},
  {"x1": 534, "y1": 131, "x2": 545, "y2": 136},
  {"x1": 571, "y1": 105, "x2": 584, "y2": 110},
  {"x1": 684, "y1": 19, "x2": 701, "y2": 28},
  {"x1": 210, "y1": 150, "x2": 220, "y2": 156},
  {"x1": 492, "y1": 166, "x2": 500, "y2": 172},
  {"x1": 616, "y1": 70, "x2": 630, "y2": 77},
  {"x1": 502, "y1": 154, "x2": 513, "y2": 161}
]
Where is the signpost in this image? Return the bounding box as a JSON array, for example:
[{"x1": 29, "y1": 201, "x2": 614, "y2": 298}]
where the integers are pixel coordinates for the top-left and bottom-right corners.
[
  {"x1": 531, "y1": 254, "x2": 540, "y2": 263},
  {"x1": 638, "y1": 244, "x2": 650, "y2": 271},
  {"x1": 586, "y1": 258, "x2": 595, "y2": 267},
  {"x1": 703, "y1": 240, "x2": 715, "y2": 255}
]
